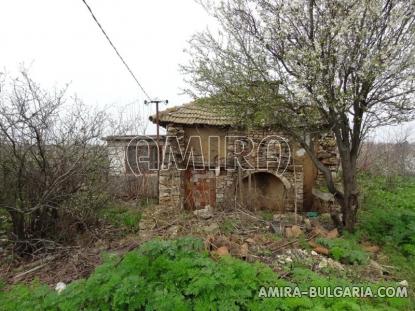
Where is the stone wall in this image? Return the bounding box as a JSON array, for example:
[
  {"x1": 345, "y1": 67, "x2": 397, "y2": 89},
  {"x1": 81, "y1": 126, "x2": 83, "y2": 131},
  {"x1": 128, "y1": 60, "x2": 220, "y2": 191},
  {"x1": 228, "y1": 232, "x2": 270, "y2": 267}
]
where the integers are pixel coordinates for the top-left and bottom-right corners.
[
  {"x1": 159, "y1": 169, "x2": 182, "y2": 208},
  {"x1": 315, "y1": 133, "x2": 340, "y2": 187},
  {"x1": 158, "y1": 125, "x2": 185, "y2": 208},
  {"x1": 158, "y1": 124, "x2": 310, "y2": 212}
]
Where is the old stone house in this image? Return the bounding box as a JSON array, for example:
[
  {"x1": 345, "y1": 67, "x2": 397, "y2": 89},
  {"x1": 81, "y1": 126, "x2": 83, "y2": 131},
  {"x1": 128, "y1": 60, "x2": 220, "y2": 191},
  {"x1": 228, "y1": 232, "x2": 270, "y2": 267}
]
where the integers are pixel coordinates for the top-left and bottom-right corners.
[{"x1": 149, "y1": 102, "x2": 339, "y2": 213}]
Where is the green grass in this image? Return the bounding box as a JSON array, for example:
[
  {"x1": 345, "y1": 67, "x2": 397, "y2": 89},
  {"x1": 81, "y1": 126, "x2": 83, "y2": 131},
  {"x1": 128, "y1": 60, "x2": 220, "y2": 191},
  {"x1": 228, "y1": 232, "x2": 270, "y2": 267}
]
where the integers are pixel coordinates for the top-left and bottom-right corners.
[
  {"x1": 99, "y1": 201, "x2": 143, "y2": 233},
  {"x1": 261, "y1": 210, "x2": 274, "y2": 221},
  {"x1": 354, "y1": 175, "x2": 415, "y2": 296},
  {"x1": 359, "y1": 175, "x2": 415, "y2": 211},
  {"x1": 0, "y1": 238, "x2": 410, "y2": 310},
  {"x1": 220, "y1": 218, "x2": 238, "y2": 234},
  {"x1": 357, "y1": 175, "x2": 415, "y2": 257}
]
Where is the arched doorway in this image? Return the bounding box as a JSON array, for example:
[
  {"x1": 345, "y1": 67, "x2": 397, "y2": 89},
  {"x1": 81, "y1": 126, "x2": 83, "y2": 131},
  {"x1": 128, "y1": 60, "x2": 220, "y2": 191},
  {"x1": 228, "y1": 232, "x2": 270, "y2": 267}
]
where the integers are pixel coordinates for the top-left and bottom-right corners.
[{"x1": 242, "y1": 172, "x2": 287, "y2": 211}]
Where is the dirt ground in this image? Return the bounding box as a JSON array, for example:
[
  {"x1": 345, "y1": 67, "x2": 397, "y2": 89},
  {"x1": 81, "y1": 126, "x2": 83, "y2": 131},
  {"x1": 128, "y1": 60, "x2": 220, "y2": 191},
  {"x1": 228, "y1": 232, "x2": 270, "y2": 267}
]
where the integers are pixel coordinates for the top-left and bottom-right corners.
[
  {"x1": 138, "y1": 203, "x2": 390, "y2": 282},
  {"x1": 0, "y1": 203, "x2": 393, "y2": 288}
]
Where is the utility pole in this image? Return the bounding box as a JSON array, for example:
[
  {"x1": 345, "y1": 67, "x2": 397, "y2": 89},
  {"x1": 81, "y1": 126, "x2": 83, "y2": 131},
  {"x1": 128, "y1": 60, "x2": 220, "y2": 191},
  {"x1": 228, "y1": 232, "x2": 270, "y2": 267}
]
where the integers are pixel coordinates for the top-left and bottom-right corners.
[{"x1": 144, "y1": 99, "x2": 168, "y2": 202}]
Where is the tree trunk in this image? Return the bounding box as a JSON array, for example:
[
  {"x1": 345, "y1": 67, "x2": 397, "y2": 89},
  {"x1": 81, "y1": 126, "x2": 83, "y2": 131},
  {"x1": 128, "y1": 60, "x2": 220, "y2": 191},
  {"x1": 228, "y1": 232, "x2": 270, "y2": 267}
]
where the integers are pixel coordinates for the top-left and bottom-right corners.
[
  {"x1": 338, "y1": 155, "x2": 359, "y2": 232},
  {"x1": 297, "y1": 131, "x2": 361, "y2": 232},
  {"x1": 9, "y1": 210, "x2": 31, "y2": 255},
  {"x1": 10, "y1": 211, "x2": 25, "y2": 241},
  {"x1": 339, "y1": 191, "x2": 359, "y2": 232}
]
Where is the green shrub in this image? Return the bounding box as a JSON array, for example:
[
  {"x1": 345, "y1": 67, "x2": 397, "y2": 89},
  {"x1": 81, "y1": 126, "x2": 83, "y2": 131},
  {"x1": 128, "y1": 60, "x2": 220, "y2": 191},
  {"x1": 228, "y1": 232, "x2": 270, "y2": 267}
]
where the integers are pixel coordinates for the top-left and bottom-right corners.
[
  {"x1": 0, "y1": 238, "x2": 409, "y2": 310},
  {"x1": 316, "y1": 236, "x2": 369, "y2": 265},
  {"x1": 359, "y1": 208, "x2": 415, "y2": 257}
]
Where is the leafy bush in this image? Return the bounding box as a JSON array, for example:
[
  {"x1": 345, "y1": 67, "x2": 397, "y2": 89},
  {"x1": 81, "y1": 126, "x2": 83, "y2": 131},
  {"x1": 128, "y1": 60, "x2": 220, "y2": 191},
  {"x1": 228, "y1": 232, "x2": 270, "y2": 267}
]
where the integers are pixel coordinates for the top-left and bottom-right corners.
[
  {"x1": 359, "y1": 208, "x2": 415, "y2": 257},
  {"x1": 358, "y1": 175, "x2": 415, "y2": 257},
  {"x1": 316, "y1": 236, "x2": 369, "y2": 265},
  {"x1": 0, "y1": 238, "x2": 409, "y2": 310}
]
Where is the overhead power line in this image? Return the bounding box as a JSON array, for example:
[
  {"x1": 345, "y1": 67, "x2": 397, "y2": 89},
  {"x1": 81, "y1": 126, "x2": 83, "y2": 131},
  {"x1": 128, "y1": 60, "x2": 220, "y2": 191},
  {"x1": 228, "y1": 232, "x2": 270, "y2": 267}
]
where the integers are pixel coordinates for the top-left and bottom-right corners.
[{"x1": 81, "y1": 0, "x2": 151, "y2": 100}]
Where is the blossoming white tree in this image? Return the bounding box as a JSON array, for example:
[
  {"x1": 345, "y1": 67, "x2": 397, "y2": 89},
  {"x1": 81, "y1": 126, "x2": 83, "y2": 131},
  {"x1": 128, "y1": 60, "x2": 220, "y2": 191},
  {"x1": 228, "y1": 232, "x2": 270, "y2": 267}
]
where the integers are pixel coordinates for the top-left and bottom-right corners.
[{"x1": 182, "y1": 0, "x2": 415, "y2": 231}]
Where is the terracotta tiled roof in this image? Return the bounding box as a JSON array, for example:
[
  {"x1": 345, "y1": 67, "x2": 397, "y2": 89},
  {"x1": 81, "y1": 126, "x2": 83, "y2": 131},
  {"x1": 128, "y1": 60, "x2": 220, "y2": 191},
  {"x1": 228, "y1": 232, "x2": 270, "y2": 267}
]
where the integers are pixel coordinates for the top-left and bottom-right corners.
[
  {"x1": 102, "y1": 135, "x2": 165, "y2": 142},
  {"x1": 149, "y1": 102, "x2": 237, "y2": 126}
]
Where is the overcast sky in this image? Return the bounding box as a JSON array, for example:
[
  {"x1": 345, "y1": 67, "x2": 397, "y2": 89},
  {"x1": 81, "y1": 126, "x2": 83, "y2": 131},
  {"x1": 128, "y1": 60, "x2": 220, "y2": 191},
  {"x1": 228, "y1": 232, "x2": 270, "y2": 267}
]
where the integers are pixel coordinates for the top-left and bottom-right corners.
[
  {"x1": 0, "y1": 0, "x2": 215, "y2": 133},
  {"x1": 1, "y1": 0, "x2": 413, "y2": 140}
]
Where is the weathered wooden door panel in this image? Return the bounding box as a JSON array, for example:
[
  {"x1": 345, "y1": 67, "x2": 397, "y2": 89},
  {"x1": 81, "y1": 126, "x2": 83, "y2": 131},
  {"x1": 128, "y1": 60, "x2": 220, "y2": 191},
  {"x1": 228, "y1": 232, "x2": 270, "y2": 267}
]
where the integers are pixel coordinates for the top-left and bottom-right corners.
[{"x1": 183, "y1": 168, "x2": 216, "y2": 210}]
